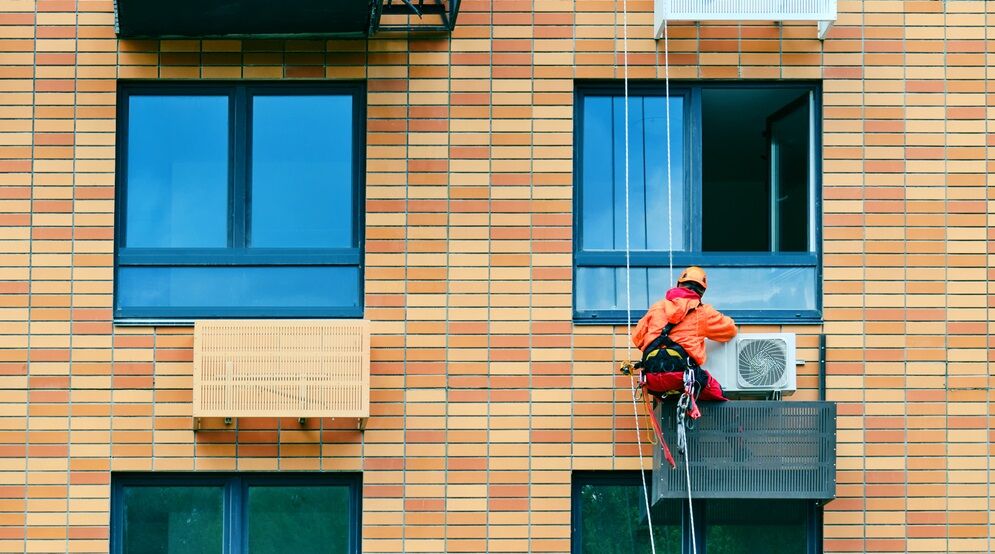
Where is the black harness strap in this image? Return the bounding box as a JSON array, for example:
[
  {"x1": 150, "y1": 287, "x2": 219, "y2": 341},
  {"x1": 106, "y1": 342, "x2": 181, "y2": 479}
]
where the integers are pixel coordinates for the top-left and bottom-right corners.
[
  {"x1": 640, "y1": 304, "x2": 697, "y2": 365},
  {"x1": 638, "y1": 304, "x2": 709, "y2": 390}
]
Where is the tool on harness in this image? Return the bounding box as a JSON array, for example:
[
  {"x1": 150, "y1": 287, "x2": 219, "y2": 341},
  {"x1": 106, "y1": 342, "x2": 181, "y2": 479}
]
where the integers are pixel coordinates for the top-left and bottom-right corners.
[
  {"x1": 676, "y1": 358, "x2": 701, "y2": 455},
  {"x1": 618, "y1": 363, "x2": 677, "y2": 468}
]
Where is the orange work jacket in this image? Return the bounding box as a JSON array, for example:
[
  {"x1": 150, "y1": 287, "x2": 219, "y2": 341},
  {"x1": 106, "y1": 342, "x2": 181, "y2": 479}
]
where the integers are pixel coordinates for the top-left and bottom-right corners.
[{"x1": 632, "y1": 295, "x2": 737, "y2": 366}]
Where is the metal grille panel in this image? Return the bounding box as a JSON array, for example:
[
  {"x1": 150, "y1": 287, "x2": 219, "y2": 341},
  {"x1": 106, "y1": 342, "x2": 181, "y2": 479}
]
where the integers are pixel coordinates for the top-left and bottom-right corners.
[
  {"x1": 653, "y1": 401, "x2": 836, "y2": 501},
  {"x1": 193, "y1": 320, "x2": 370, "y2": 419}
]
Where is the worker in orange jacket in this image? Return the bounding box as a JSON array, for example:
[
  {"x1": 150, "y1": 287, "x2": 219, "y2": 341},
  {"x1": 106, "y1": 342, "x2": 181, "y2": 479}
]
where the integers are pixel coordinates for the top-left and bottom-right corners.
[{"x1": 632, "y1": 266, "x2": 737, "y2": 400}]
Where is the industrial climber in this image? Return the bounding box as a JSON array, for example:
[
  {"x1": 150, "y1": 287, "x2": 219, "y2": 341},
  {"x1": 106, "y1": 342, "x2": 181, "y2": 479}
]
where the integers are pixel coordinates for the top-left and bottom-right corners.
[{"x1": 631, "y1": 266, "x2": 737, "y2": 401}]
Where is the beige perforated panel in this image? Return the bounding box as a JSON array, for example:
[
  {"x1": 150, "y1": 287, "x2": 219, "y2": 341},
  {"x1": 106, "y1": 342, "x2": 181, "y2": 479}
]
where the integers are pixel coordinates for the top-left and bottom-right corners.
[{"x1": 193, "y1": 320, "x2": 370, "y2": 419}]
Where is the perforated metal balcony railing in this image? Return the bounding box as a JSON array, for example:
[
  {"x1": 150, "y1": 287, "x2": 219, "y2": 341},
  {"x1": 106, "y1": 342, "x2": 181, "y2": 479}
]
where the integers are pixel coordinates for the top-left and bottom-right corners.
[
  {"x1": 376, "y1": 0, "x2": 461, "y2": 34},
  {"x1": 114, "y1": 0, "x2": 460, "y2": 38},
  {"x1": 193, "y1": 320, "x2": 370, "y2": 429},
  {"x1": 655, "y1": 0, "x2": 837, "y2": 39},
  {"x1": 653, "y1": 401, "x2": 836, "y2": 502}
]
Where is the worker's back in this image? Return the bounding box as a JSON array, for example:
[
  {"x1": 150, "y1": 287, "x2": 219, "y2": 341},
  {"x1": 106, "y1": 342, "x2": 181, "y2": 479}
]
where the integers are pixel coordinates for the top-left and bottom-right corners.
[{"x1": 632, "y1": 288, "x2": 737, "y2": 366}]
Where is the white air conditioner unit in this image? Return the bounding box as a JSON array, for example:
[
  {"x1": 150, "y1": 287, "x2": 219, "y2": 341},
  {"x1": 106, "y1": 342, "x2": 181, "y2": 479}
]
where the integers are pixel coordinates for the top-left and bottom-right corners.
[{"x1": 705, "y1": 333, "x2": 796, "y2": 394}]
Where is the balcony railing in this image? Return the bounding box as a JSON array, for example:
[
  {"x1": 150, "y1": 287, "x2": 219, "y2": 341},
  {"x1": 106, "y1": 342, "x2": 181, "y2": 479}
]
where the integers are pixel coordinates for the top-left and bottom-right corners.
[
  {"x1": 655, "y1": 0, "x2": 836, "y2": 39},
  {"x1": 653, "y1": 401, "x2": 836, "y2": 501},
  {"x1": 114, "y1": 0, "x2": 460, "y2": 39},
  {"x1": 376, "y1": 0, "x2": 461, "y2": 34}
]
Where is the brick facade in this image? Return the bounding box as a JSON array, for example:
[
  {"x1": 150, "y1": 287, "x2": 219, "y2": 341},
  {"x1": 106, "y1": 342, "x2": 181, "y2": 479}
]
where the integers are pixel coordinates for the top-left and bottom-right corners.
[{"x1": 0, "y1": 0, "x2": 992, "y2": 552}]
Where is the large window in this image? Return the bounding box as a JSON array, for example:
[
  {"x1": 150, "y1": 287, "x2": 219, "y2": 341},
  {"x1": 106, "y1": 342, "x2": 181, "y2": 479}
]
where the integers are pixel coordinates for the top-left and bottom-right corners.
[
  {"x1": 111, "y1": 473, "x2": 361, "y2": 554},
  {"x1": 572, "y1": 472, "x2": 821, "y2": 554},
  {"x1": 115, "y1": 82, "x2": 365, "y2": 320},
  {"x1": 574, "y1": 82, "x2": 821, "y2": 323}
]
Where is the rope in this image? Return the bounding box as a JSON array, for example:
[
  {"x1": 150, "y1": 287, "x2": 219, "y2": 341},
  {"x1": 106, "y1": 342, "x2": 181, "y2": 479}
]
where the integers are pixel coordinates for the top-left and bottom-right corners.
[
  {"x1": 676, "y1": 363, "x2": 698, "y2": 554},
  {"x1": 684, "y1": 440, "x2": 697, "y2": 553},
  {"x1": 620, "y1": 0, "x2": 656, "y2": 552},
  {"x1": 662, "y1": 0, "x2": 674, "y2": 285},
  {"x1": 618, "y1": 2, "x2": 691, "y2": 551},
  {"x1": 659, "y1": 4, "x2": 697, "y2": 552}
]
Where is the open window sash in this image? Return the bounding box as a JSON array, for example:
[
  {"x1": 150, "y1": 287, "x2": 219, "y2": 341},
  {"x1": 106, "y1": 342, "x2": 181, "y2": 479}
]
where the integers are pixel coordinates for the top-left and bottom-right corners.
[{"x1": 767, "y1": 91, "x2": 815, "y2": 253}]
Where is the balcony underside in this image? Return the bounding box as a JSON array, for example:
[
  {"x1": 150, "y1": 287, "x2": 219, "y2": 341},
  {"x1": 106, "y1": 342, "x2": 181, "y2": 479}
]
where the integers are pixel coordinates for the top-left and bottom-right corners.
[
  {"x1": 654, "y1": 0, "x2": 837, "y2": 39},
  {"x1": 114, "y1": 0, "x2": 460, "y2": 39}
]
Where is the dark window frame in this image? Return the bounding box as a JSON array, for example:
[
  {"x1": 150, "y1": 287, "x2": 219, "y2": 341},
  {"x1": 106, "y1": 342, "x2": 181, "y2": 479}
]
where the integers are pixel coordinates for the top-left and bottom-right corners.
[
  {"x1": 114, "y1": 80, "x2": 366, "y2": 322},
  {"x1": 110, "y1": 472, "x2": 362, "y2": 554},
  {"x1": 571, "y1": 471, "x2": 823, "y2": 554},
  {"x1": 572, "y1": 81, "x2": 823, "y2": 325}
]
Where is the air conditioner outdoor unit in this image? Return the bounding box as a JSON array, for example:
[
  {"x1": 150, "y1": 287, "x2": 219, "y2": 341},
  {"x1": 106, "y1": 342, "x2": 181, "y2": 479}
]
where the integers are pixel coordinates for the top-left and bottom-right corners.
[
  {"x1": 193, "y1": 319, "x2": 370, "y2": 429},
  {"x1": 705, "y1": 333, "x2": 796, "y2": 394}
]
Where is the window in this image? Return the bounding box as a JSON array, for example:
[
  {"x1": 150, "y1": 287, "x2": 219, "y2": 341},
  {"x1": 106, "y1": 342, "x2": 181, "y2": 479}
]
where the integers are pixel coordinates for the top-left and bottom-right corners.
[
  {"x1": 111, "y1": 473, "x2": 362, "y2": 554},
  {"x1": 572, "y1": 472, "x2": 821, "y2": 554},
  {"x1": 573, "y1": 472, "x2": 682, "y2": 554},
  {"x1": 115, "y1": 82, "x2": 365, "y2": 320},
  {"x1": 574, "y1": 82, "x2": 821, "y2": 323}
]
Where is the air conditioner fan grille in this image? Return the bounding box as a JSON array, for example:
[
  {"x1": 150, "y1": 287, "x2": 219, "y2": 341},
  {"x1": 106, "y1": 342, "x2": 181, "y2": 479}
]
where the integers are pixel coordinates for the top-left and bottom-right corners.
[{"x1": 737, "y1": 338, "x2": 788, "y2": 388}]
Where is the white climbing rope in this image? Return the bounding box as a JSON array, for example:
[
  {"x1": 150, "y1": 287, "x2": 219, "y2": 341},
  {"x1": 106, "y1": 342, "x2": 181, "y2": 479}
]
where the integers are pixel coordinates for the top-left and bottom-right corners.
[
  {"x1": 658, "y1": 3, "x2": 697, "y2": 552},
  {"x1": 620, "y1": 0, "x2": 657, "y2": 552},
  {"x1": 662, "y1": 0, "x2": 674, "y2": 285},
  {"x1": 620, "y1": 2, "x2": 693, "y2": 553},
  {"x1": 677, "y1": 362, "x2": 698, "y2": 554}
]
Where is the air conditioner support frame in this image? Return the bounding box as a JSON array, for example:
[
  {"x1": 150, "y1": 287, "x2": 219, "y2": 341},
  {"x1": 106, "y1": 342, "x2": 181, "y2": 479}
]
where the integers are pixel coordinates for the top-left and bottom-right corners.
[{"x1": 193, "y1": 416, "x2": 369, "y2": 432}]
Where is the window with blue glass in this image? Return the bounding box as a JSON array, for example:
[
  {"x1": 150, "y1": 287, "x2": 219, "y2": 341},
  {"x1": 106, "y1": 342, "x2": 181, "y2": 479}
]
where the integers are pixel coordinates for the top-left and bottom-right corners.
[
  {"x1": 115, "y1": 82, "x2": 364, "y2": 320},
  {"x1": 574, "y1": 83, "x2": 821, "y2": 323},
  {"x1": 111, "y1": 472, "x2": 361, "y2": 554}
]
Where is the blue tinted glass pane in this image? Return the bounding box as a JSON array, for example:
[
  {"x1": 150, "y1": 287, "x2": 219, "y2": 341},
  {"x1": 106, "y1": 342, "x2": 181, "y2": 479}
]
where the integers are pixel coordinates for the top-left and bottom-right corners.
[
  {"x1": 612, "y1": 97, "x2": 647, "y2": 250},
  {"x1": 704, "y1": 266, "x2": 817, "y2": 312},
  {"x1": 122, "y1": 486, "x2": 223, "y2": 554},
  {"x1": 642, "y1": 97, "x2": 684, "y2": 251},
  {"x1": 575, "y1": 266, "x2": 618, "y2": 312},
  {"x1": 580, "y1": 94, "x2": 684, "y2": 252},
  {"x1": 247, "y1": 486, "x2": 350, "y2": 554},
  {"x1": 126, "y1": 96, "x2": 229, "y2": 248},
  {"x1": 117, "y1": 266, "x2": 360, "y2": 313},
  {"x1": 576, "y1": 267, "x2": 651, "y2": 313},
  {"x1": 251, "y1": 95, "x2": 354, "y2": 248},
  {"x1": 581, "y1": 96, "x2": 614, "y2": 250},
  {"x1": 576, "y1": 265, "x2": 816, "y2": 314}
]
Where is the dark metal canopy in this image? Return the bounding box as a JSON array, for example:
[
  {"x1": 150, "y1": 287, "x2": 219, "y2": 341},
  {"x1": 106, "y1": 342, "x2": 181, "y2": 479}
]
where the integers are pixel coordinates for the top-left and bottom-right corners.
[{"x1": 114, "y1": 0, "x2": 460, "y2": 39}]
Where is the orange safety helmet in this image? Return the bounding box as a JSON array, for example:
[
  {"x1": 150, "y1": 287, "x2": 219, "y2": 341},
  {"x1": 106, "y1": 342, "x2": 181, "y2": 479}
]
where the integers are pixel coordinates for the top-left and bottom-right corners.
[{"x1": 677, "y1": 266, "x2": 707, "y2": 290}]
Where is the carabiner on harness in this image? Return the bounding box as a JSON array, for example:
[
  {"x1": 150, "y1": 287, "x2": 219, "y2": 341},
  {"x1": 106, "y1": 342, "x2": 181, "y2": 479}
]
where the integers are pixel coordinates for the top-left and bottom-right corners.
[{"x1": 675, "y1": 357, "x2": 702, "y2": 455}]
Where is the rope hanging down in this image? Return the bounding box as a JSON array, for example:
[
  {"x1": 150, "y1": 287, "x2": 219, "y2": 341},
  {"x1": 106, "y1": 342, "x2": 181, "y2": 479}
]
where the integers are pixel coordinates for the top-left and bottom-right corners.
[
  {"x1": 656, "y1": 6, "x2": 698, "y2": 551},
  {"x1": 657, "y1": 5, "x2": 698, "y2": 553},
  {"x1": 618, "y1": 1, "x2": 697, "y2": 553},
  {"x1": 619, "y1": 0, "x2": 657, "y2": 552}
]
